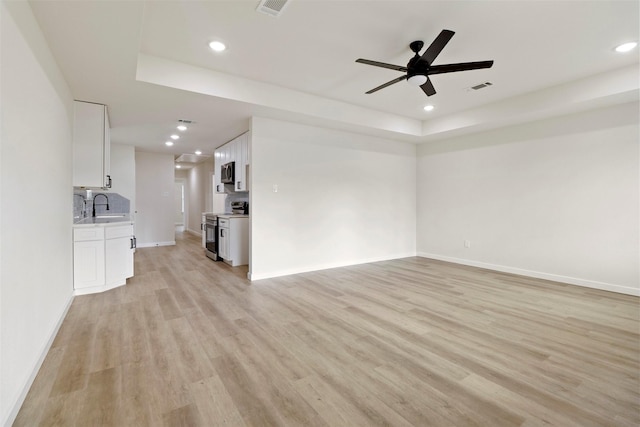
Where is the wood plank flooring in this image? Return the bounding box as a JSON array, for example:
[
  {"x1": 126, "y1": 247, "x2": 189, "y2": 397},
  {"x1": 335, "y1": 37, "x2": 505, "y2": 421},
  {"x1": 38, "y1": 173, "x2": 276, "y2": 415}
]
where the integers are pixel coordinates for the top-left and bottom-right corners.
[{"x1": 14, "y1": 232, "x2": 640, "y2": 426}]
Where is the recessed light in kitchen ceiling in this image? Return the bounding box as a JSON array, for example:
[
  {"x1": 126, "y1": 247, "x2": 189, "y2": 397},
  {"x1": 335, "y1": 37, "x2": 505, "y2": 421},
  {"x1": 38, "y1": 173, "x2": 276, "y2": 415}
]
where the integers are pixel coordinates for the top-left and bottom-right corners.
[
  {"x1": 615, "y1": 41, "x2": 637, "y2": 53},
  {"x1": 423, "y1": 105, "x2": 435, "y2": 112},
  {"x1": 209, "y1": 41, "x2": 226, "y2": 52},
  {"x1": 165, "y1": 141, "x2": 174, "y2": 146},
  {"x1": 195, "y1": 150, "x2": 202, "y2": 155},
  {"x1": 177, "y1": 125, "x2": 187, "y2": 131},
  {"x1": 170, "y1": 134, "x2": 180, "y2": 140},
  {"x1": 175, "y1": 164, "x2": 182, "y2": 169}
]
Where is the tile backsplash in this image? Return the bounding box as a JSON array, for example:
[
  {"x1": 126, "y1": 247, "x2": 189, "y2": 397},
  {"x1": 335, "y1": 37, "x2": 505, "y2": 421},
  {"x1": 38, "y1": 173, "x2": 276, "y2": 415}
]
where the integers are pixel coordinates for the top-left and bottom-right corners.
[
  {"x1": 73, "y1": 189, "x2": 130, "y2": 219},
  {"x1": 225, "y1": 192, "x2": 249, "y2": 213}
]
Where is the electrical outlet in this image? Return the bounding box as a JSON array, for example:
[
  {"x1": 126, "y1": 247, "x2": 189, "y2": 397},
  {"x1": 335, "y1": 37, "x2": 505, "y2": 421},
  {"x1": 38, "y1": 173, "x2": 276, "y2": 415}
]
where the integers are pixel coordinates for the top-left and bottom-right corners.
[{"x1": 464, "y1": 240, "x2": 471, "y2": 248}]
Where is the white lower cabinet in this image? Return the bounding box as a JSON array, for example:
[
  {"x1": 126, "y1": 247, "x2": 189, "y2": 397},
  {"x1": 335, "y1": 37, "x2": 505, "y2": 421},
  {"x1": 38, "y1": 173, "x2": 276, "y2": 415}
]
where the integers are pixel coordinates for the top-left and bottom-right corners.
[
  {"x1": 74, "y1": 239, "x2": 106, "y2": 288},
  {"x1": 218, "y1": 218, "x2": 230, "y2": 261},
  {"x1": 73, "y1": 223, "x2": 134, "y2": 294},
  {"x1": 105, "y1": 225, "x2": 135, "y2": 286},
  {"x1": 201, "y1": 213, "x2": 207, "y2": 248},
  {"x1": 217, "y1": 217, "x2": 248, "y2": 266}
]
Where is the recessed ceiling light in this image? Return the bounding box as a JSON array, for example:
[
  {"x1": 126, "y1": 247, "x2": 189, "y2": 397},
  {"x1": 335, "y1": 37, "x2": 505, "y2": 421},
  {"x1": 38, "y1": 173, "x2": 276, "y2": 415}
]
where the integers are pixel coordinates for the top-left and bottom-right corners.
[
  {"x1": 177, "y1": 125, "x2": 187, "y2": 131},
  {"x1": 424, "y1": 105, "x2": 435, "y2": 112},
  {"x1": 209, "y1": 41, "x2": 226, "y2": 52},
  {"x1": 175, "y1": 164, "x2": 181, "y2": 169},
  {"x1": 165, "y1": 141, "x2": 174, "y2": 146},
  {"x1": 170, "y1": 134, "x2": 180, "y2": 140},
  {"x1": 195, "y1": 150, "x2": 202, "y2": 155},
  {"x1": 615, "y1": 42, "x2": 638, "y2": 53}
]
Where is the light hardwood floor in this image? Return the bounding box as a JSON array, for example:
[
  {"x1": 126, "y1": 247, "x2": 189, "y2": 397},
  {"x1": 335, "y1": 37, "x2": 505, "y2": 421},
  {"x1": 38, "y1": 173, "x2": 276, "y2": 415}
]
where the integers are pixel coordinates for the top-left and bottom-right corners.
[{"x1": 15, "y1": 232, "x2": 640, "y2": 426}]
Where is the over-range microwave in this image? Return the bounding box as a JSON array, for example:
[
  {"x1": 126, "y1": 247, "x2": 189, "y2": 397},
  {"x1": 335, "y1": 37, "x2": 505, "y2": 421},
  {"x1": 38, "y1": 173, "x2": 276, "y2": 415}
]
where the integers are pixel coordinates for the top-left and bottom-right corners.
[{"x1": 221, "y1": 161, "x2": 235, "y2": 184}]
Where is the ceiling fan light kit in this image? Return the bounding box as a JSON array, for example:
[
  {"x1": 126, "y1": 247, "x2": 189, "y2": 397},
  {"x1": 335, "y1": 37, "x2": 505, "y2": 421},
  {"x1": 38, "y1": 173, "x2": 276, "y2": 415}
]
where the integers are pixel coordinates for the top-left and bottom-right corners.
[
  {"x1": 407, "y1": 74, "x2": 428, "y2": 86},
  {"x1": 356, "y1": 29, "x2": 494, "y2": 97}
]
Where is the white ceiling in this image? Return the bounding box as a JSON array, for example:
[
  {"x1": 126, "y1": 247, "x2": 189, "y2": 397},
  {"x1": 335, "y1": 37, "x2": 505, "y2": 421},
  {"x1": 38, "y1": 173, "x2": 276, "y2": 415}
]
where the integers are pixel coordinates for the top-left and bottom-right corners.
[{"x1": 29, "y1": 0, "x2": 639, "y2": 166}]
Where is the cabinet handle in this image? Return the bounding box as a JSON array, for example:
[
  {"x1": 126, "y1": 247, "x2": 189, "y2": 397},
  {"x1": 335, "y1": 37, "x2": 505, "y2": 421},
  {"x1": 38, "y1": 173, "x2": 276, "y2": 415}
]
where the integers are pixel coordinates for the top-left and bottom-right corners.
[
  {"x1": 130, "y1": 238, "x2": 134, "y2": 249},
  {"x1": 132, "y1": 236, "x2": 137, "y2": 249},
  {"x1": 105, "y1": 175, "x2": 112, "y2": 188}
]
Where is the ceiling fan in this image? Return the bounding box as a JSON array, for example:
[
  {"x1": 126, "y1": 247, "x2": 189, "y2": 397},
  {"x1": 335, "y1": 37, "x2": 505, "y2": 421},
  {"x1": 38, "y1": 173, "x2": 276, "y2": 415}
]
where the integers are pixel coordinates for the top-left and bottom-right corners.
[{"x1": 356, "y1": 29, "x2": 494, "y2": 97}]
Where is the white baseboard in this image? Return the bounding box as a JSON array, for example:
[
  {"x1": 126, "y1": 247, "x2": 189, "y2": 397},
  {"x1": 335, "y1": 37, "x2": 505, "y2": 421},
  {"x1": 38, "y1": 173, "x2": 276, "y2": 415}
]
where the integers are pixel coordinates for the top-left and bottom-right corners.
[
  {"x1": 248, "y1": 250, "x2": 638, "y2": 296},
  {"x1": 4, "y1": 294, "x2": 74, "y2": 427},
  {"x1": 186, "y1": 228, "x2": 202, "y2": 237},
  {"x1": 248, "y1": 252, "x2": 417, "y2": 281},
  {"x1": 137, "y1": 241, "x2": 176, "y2": 248},
  {"x1": 73, "y1": 279, "x2": 126, "y2": 296},
  {"x1": 418, "y1": 252, "x2": 639, "y2": 296}
]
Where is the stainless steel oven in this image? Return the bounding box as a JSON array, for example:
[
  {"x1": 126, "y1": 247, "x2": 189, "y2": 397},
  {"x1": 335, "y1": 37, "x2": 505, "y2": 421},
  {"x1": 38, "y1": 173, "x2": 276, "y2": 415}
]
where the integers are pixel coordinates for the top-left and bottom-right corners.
[{"x1": 204, "y1": 214, "x2": 219, "y2": 261}]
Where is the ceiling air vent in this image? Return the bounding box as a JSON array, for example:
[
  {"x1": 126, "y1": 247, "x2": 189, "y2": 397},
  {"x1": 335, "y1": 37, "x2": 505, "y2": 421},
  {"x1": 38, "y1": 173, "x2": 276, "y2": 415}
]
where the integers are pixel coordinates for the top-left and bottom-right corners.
[
  {"x1": 469, "y1": 82, "x2": 493, "y2": 91},
  {"x1": 256, "y1": 0, "x2": 290, "y2": 17},
  {"x1": 178, "y1": 119, "x2": 193, "y2": 124}
]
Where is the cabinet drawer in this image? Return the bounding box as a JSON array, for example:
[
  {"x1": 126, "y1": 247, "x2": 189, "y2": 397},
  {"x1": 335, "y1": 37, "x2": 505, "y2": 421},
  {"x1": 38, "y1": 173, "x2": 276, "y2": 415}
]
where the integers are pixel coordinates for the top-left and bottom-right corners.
[
  {"x1": 218, "y1": 218, "x2": 230, "y2": 228},
  {"x1": 74, "y1": 227, "x2": 105, "y2": 242},
  {"x1": 105, "y1": 225, "x2": 133, "y2": 239}
]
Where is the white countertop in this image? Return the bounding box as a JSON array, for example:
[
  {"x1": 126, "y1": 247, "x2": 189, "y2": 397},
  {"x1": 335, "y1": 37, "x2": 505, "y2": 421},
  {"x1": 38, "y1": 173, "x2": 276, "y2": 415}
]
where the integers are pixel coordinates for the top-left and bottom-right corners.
[
  {"x1": 73, "y1": 215, "x2": 133, "y2": 227},
  {"x1": 217, "y1": 214, "x2": 249, "y2": 219}
]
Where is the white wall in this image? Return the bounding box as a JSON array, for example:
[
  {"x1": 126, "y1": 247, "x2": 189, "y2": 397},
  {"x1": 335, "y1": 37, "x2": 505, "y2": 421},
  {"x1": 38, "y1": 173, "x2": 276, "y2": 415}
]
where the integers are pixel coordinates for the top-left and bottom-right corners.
[
  {"x1": 186, "y1": 158, "x2": 215, "y2": 235},
  {"x1": 109, "y1": 143, "x2": 136, "y2": 216},
  {"x1": 1, "y1": 2, "x2": 75, "y2": 425},
  {"x1": 134, "y1": 151, "x2": 175, "y2": 247},
  {"x1": 250, "y1": 117, "x2": 416, "y2": 280},
  {"x1": 417, "y1": 102, "x2": 639, "y2": 295}
]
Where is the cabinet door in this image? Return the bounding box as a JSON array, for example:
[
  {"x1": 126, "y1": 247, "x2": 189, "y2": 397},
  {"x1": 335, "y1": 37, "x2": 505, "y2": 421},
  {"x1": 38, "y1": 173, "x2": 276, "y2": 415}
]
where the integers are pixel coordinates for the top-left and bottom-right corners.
[
  {"x1": 201, "y1": 214, "x2": 207, "y2": 248},
  {"x1": 228, "y1": 218, "x2": 249, "y2": 266},
  {"x1": 244, "y1": 132, "x2": 250, "y2": 191},
  {"x1": 103, "y1": 108, "x2": 111, "y2": 188},
  {"x1": 218, "y1": 227, "x2": 230, "y2": 260},
  {"x1": 73, "y1": 101, "x2": 109, "y2": 188},
  {"x1": 105, "y1": 235, "x2": 134, "y2": 285},
  {"x1": 244, "y1": 131, "x2": 250, "y2": 165},
  {"x1": 222, "y1": 143, "x2": 230, "y2": 165},
  {"x1": 235, "y1": 134, "x2": 247, "y2": 192},
  {"x1": 74, "y1": 240, "x2": 105, "y2": 288},
  {"x1": 214, "y1": 148, "x2": 225, "y2": 194}
]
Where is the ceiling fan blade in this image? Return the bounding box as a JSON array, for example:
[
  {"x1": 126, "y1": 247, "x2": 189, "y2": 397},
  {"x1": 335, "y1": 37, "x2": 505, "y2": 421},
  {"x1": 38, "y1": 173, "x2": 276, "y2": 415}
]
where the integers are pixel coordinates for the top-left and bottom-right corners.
[
  {"x1": 420, "y1": 78, "x2": 436, "y2": 96},
  {"x1": 356, "y1": 59, "x2": 408, "y2": 72},
  {"x1": 427, "y1": 61, "x2": 494, "y2": 75},
  {"x1": 421, "y1": 29, "x2": 455, "y2": 65},
  {"x1": 365, "y1": 75, "x2": 408, "y2": 94}
]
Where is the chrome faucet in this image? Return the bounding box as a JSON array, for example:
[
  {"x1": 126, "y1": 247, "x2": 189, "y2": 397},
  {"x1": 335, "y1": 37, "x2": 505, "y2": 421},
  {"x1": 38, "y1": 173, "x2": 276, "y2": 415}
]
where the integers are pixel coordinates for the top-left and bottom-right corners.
[{"x1": 92, "y1": 193, "x2": 110, "y2": 217}]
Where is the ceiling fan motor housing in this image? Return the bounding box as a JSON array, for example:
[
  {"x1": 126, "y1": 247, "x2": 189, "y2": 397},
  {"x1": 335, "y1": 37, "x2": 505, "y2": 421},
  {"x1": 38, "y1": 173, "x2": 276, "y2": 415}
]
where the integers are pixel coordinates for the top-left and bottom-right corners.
[{"x1": 409, "y1": 40, "x2": 424, "y2": 53}]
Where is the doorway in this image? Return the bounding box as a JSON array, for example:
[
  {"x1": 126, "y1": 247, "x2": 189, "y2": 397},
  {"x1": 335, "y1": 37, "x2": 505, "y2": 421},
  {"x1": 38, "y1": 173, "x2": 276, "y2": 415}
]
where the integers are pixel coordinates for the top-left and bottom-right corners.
[{"x1": 175, "y1": 179, "x2": 186, "y2": 233}]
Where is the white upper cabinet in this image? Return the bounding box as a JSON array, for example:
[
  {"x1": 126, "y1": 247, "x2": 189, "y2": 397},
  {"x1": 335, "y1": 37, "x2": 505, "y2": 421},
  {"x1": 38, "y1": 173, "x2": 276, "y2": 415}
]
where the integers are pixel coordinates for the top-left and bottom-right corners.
[
  {"x1": 214, "y1": 143, "x2": 229, "y2": 194},
  {"x1": 235, "y1": 132, "x2": 249, "y2": 192},
  {"x1": 214, "y1": 131, "x2": 250, "y2": 193},
  {"x1": 73, "y1": 101, "x2": 111, "y2": 188}
]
